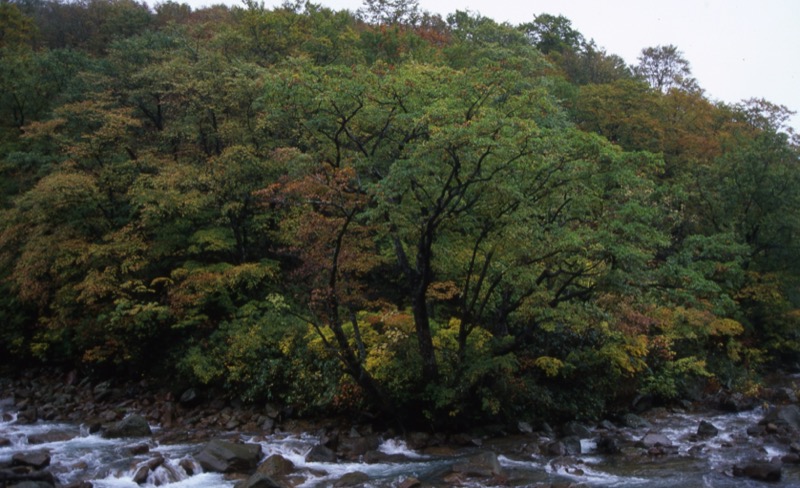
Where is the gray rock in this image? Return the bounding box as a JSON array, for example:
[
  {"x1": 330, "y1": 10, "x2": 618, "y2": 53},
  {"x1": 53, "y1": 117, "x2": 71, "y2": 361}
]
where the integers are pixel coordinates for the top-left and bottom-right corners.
[
  {"x1": 621, "y1": 413, "x2": 650, "y2": 429},
  {"x1": 0, "y1": 468, "x2": 56, "y2": 487},
  {"x1": 257, "y1": 454, "x2": 295, "y2": 477},
  {"x1": 562, "y1": 435, "x2": 582, "y2": 456},
  {"x1": 28, "y1": 430, "x2": 79, "y2": 444},
  {"x1": 451, "y1": 451, "x2": 504, "y2": 477},
  {"x1": 103, "y1": 415, "x2": 152, "y2": 439},
  {"x1": 719, "y1": 392, "x2": 757, "y2": 412},
  {"x1": 597, "y1": 435, "x2": 622, "y2": 454},
  {"x1": 5, "y1": 482, "x2": 54, "y2": 488},
  {"x1": 180, "y1": 388, "x2": 201, "y2": 407},
  {"x1": 697, "y1": 420, "x2": 719, "y2": 438},
  {"x1": 196, "y1": 439, "x2": 263, "y2": 473},
  {"x1": 733, "y1": 461, "x2": 782, "y2": 482},
  {"x1": 305, "y1": 444, "x2": 337, "y2": 463},
  {"x1": 563, "y1": 421, "x2": 592, "y2": 439},
  {"x1": 12, "y1": 450, "x2": 51, "y2": 470},
  {"x1": 638, "y1": 432, "x2": 672, "y2": 449},
  {"x1": 235, "y1": 473, "x2": 286, "y2": 488},
  {"x1": 398, "y1": 478, "x2": 422, "y2": 488},
  {"x1": 546, "y1": 441, "x2": 566, "y2": 457},
  {"x1": 334, "y1": 471, "x2": 370, "y2": 487},
  {"x1": 762, "y1": 404, "x2": 800, "y2": 431},
  {"x1": 598, "y1": 420, "x2": 616, "y2": 431},
  {"x1": 337, "y1": 435, "x2": 381, "y2": 460}
]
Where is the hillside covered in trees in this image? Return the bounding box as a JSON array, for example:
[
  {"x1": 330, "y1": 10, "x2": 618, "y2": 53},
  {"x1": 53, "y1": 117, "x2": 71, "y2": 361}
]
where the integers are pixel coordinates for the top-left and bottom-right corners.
[{"x1": 1, "y1": 0, "x2": 798, "y2": 429}]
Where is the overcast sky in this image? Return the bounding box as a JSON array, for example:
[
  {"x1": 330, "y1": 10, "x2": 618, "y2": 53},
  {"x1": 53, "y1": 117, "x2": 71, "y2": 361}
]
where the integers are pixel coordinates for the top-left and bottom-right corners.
[{"x1": 184, "y1": 0, "x2": 800, "y2": 132}]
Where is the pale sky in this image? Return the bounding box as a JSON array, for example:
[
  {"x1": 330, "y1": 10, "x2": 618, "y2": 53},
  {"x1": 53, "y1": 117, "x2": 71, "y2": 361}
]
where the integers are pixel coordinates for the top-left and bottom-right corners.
[{"x1": 183, "y1": 0, "x2": 800, "y2": 132}]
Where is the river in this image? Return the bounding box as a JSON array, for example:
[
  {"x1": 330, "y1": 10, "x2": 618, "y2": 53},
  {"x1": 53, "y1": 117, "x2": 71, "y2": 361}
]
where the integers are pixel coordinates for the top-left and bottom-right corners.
[{"x1": 2, "y1": 394, "x2": 800, "y2": 487}]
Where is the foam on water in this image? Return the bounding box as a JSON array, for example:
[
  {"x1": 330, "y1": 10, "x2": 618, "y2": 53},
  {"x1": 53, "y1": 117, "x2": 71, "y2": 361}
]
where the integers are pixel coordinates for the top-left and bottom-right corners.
[
  {"x1": 377, "y1": 438, "x2": 428, "y2": 459},
  {"x1": 91, "y1": 472, "x2": 235, "y2": 488}
]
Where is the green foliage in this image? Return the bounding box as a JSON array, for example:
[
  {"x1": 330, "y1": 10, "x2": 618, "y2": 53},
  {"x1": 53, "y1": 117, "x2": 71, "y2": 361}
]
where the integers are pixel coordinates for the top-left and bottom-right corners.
[{"x1": 0, "y1": 1, "x2": 797, "y2": 428}]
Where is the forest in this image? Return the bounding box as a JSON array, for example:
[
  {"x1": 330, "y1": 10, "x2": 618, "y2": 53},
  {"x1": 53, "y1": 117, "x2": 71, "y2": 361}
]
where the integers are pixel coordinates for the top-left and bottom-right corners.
[{"x1": 0, "y1": 0, "x2": 798, "y2": 430}]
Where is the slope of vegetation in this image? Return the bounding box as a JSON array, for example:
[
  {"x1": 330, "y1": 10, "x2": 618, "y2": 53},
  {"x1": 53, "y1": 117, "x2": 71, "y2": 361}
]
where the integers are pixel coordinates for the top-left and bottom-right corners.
[{"x1": 1, "y1": 0, "x2": 798, "y2": 429}]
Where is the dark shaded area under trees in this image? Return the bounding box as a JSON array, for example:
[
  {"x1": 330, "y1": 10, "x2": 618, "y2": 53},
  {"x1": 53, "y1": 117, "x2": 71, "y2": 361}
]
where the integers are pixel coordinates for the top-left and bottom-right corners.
[{"x1": 1, "y1": 0, "x2": 798, "y2": 430}]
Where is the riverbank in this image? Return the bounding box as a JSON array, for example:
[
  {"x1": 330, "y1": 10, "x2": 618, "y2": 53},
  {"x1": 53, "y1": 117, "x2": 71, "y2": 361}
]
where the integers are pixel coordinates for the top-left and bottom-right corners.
[{"x1": 3, "y1": 369, "x2": 800, "y2": 487}]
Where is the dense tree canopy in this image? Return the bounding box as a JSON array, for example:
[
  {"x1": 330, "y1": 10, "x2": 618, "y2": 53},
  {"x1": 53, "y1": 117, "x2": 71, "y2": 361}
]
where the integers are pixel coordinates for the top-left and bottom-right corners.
[{"x1": 1, "y1": 0, "x2": 798, "y2": 428}]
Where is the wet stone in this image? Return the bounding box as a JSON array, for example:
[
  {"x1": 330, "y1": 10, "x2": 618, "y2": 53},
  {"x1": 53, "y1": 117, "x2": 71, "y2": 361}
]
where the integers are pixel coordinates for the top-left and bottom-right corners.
[
  {"x1": 12, "y1": 451, "x2": 51, "y2": 470},
  {"x1": 334, "y1": 471, "x2": 370, "y2": 487},
  {"x1": 697, "y1": 420, "x2": 719, "y2": 438},
  {"x1": 102, "y1": 414, "x2": 152, "y2": 438},
  {"x1": 305, "y1": 444, "x2": 337, "y2": 463},
  {"x1": 398, "y1": 478, "x2": 422, "y2": 488},
  {"x1": 733, "y1": 461, "x2": 782, "y2": 482},
  {"x1": 257, "y1": 454, "x2": 295, "y2": 477},
  {"x1": 196, "y1": 439, "x2": 263, "y2": 473}
]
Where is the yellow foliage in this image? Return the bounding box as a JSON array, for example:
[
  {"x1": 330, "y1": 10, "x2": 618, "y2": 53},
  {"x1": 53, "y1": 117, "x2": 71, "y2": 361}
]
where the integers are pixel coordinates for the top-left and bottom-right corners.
[
  {"x1": 708, "y1": 318, "x2": 744, "y2": 337},
  {"x1": 533, "y1": 356, "x2": 565, "y2": 377}
]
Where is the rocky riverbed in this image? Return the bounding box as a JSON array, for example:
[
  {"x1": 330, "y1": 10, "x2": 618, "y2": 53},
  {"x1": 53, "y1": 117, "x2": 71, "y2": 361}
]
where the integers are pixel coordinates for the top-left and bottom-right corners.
[{"x1": 2, "y1": 370, "x2": 800, "y2": 487}]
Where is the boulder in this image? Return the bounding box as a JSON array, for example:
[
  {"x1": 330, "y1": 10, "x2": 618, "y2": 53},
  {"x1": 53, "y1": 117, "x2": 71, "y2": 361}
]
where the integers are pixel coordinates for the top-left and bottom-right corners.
[
  {"x1": 12, "y1": 450, "x2": 51, "y2": 470},
  {"x1": 305, "y1": 444, "x2": 337, "y2": 463},
  {"x1": 451, "y1": 451, "x2": 504, "y2": 477},
  {"x1": 103, "y1": 415, "x2": 152, "y2": 439},
  {"x1": 337, "y1": 435, "x2": 381, "y2": 460},
  {"x1": 546, "y1": 441, "x2": 566, "y2": 457},
  {"x1": 620, "y1": 413, "x2": 650, "y2": 429},
  {"x1": 28, "y1": 430, "x2": 79, "y2": 444},
  {"x1": 733, "y1": 461, "x2": 782, "y2": 482},
  {"x1": 782, "y1": 453, "x2": 800, "y2": 464},
  {"x1": 257, "y1": 454, "x2": 295, "y2": 477},
  {"x1": 563, "y1": 421, "x2": 592, "y2": 439},
  {"x1": 62, "y1": 482, "x2": 93, "y2": 488},
  {"x1": 195, "y1": 439, "x2": 263, "y2": 473},
  {"x1": 762, "y1": 404, "x2": 800, "y2": 431},
  {"x1": 562, "y1": 436, "x2": 582, "y2": 456},
  {"x1": 179, "y1": 388, "x2": 202, "y2": 407},
  {"x1": 719, "y1": 392, "x2": 757, "y2": 412},
  {"x1": 596, "y1": 435, "x2": 623, "y2": 455},
  {"x1": 235, "y1": 473, "x2": 287, "y2": 488},
  {"x1": 333, "y1": 471, "x2": 370, "y2": 487},
  {"x1": 0, "y1": 469, "x2": 57, "y2": 487},
  {"x1": 697, "y1": 420, "x2": 719, "y2": 438},
  {"x1": 638, "y1": 432, "x2": 672, "y2": 449}
]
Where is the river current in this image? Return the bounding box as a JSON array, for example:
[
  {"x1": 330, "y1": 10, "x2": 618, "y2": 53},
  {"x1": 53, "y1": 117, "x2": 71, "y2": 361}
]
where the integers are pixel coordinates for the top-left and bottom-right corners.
[{"x1": 2, "y1": 395, "x2": 799, "y2": 487}]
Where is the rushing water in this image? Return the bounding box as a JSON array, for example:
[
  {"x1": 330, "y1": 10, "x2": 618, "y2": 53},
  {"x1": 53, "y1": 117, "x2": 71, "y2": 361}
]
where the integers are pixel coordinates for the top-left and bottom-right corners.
[{"x1": 2, "y1": 395, "x2": 800, "y2": 487}]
